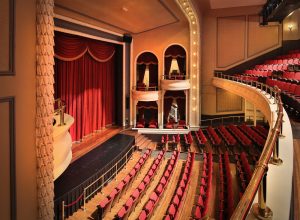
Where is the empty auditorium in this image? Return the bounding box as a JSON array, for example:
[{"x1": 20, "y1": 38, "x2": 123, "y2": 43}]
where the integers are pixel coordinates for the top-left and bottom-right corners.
[{"x1": 1, "y1": 0, "x2": 300, "y2": 219}]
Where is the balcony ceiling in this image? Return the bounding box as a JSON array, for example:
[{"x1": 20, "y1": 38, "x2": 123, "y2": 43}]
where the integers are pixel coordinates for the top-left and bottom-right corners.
[{"x1": 54, "y1": 0, "x2": 187, "y2": 34}]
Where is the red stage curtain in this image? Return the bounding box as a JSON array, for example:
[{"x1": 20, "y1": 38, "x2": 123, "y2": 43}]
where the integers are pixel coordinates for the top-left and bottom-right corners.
[{"x1": 54, "y1": 32, "x2": 116, "y2": 141}]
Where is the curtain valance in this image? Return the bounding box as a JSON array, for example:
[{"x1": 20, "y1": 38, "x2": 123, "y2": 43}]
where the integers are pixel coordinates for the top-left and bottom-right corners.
[{"x1": 54, "y1": 32, "x2": 115, "y2": 62}]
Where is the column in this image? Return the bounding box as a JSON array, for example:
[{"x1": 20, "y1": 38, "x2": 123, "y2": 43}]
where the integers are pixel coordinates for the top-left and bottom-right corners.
[
  {"x1": 184, "y1": 90, "x2": 189, "y2": 126},
  {"x1": 254, "y1": 105, "x2": 257, "y2": 126},
  {"x1": 161, "y1": 90, "x2": 166, "y2": 129},
  {"x1": 133, "y1": 100, "x2": 137, "y2": 127}
]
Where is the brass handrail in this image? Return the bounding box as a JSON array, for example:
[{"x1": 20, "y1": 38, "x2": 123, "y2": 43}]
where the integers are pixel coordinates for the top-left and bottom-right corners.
[{"x1": 214, "y1": 73, "x2": 284, "y2": 219}]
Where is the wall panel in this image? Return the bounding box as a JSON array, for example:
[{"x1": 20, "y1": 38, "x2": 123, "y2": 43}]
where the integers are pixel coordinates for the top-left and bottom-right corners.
[
  {"x1": 216, "y1": 88, "x2": 242, "y2": 112},
  {"x1": 0, "y1": 0, "x2": 14, "y2": 74},
  {"x1": 217, "y1": 16, "x2": 246, "y2": 68},
  {"x1": 248, "y1": 15, "x2": 280, "y2": 57},
  {"x1": 0, "y1": 97, "x2": 15, "y2": 220}
]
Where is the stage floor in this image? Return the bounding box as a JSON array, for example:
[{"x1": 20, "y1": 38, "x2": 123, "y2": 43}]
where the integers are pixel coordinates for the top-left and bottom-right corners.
[{"x1": 54, "y1": 133, "x2": 135, "y2": 200}]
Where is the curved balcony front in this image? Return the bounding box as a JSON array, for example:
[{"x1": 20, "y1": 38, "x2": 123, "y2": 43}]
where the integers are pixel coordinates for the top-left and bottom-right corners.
[
  {"x1": 132, "y1": 86, "x2": 161, "y2": 101},
  {"x1": 161, "y1": 75, "x2": 190, "y2": 91}
]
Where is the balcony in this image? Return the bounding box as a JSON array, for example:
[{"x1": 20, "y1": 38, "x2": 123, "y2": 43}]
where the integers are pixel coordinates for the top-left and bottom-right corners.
[
  {"x1": 161, "y1": 75, "x2": 190, "y2": 91},
  {"x1": 132, "y1": 85, "x2": 161, "y2": 101}
]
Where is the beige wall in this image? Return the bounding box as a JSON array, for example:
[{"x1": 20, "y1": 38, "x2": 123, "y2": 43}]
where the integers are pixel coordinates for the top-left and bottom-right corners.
[
  {"x1": 0, "y1": 0, "x2": 10, "y2": 71},
  {"x1": 283, "y1": 9, "x2": 300, "y2": 41},
  {"x1": 201, "y1": 6, "x2": 282, "y2": 116},
  {"x1": 0, "y1": 0, "x2": 37, "y2": 219}
]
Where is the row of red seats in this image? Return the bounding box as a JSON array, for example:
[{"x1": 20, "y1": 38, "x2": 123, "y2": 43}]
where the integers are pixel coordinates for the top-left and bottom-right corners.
[
  {"x1": 266, "y1": 78, "x2": 300, "y2": 114},
  {"x1": 219, "y1": 152, "x2": 234, "y2": 220},
  {"x1": 115, "y1": 150, "x2": 165, "y2": 219},
  {"x1": 282, "y1": 71, "x2": 300, "y2": 80},
  {"x1": 255, "y1": 64, "x2": 289, "y2": 71},
  {"x1": 217, "y1": 125, "x2": 237, "y2": 147},
  {"x1": 277, "y1": 53, "x2": 300, "y2": 59},
  {"x1": 194, "y1": 152, "x2": 213, "y2": 219},
  {"x1": 206, "y1": 126, "x2": 222, "y2": 146},
  {"x1": 253, "y1": 125, "x2": 269, "y2": 139},
  {"x1": 264, "y1": 58, "x2": 299, "y2": 65},
  {"x1": 165, "y1": 152, "x2": 195, "y2": 220},
  {"x1": 194, "y1": 128, "x2": 208, "y2": 146},
  {"x1": 136, "y1": 119, "x2": 158, "y2": 128},
  {"x1": 97, "y1": 149, "x2": 152, "y2": 219},
  {"x1": 161, "y1": 134, "x2": 180, "y2": 144},
  {"x1": 240, "y1": 152, "x2": 253, "y2": 183},
  {"x1": 244, "y1": 70, "x2": 272, "y2": 77},
  {"x1": 235, "y1": 153, "x2": 249, "y2": 198},
  {"x1": 227, "y1": 124, "x2": 252, "y2": 147},
  {"x1": 235, "y1": 75, "x2": 259, "y2": 82},
  {"x1": 138, "y1": 150, "x2": 179, "y2": 220},
  {"x1": 239, "y1": 124, "x2": 265, "y2": 148},
  {"x1": 184, "y1": 132, "x2": 193, "y2": 146}
]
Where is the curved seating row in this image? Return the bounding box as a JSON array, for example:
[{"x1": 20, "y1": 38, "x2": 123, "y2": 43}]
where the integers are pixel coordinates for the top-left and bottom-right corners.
[
  {"x1": 240, "y1": 152, "x2": 252, "y2": 183},
  {"x1": 206, "y1": 126, "x2": 222, "y2": 146},
  {"x1": 115, "y1": 150, "x2": 166, "y2": 219},
  {"x1": 235, "y1": 152, "x2": 252, "y2": 198},
  {"x1": 244, "y1": 70, "x2": 272, "y2": 77},
  {"x1": 184, "y1": 132, "x2": 193, "y2": 146},
  {"x1": 194, "y1": 129, "x2": 208, "y2": 147},
  {"x1": 138, "y1": 150, "x2": 180, "y2": 220},
  {"x1": 97, "y1": 149, "x2": 152, "y2": 219},
  {"x1": 264, "y1": 58, "x2": 300, "y2": 65},
  {"x1": 255, "y1": 64, "x2": 289, "y2": 72},
  {"x1": 218, "y1": 152, "x2": 234, "y2": 220},
  {"x1": 227, "y1": 124, "x2": 252, "y2": 147},
  {"x1": 165, "y1": 152, "x2": 195, "y2": 220},
  {"x1": 253, "y1": 125, "x2": 269, "y2": 139},
  {"x1": 217, "y1": 125, "x2": 237, "y2": 147},
  {"x1": 239, "y1": 124, "x2": 265, "y2": 148},
  {"x1": 193, "y1": 152, "x2": 213, "y2": 219}
]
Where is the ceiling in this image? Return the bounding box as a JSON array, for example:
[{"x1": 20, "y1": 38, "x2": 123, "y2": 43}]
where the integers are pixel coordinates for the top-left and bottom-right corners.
[
  {"x1": 209, "y1": 0, "x2": 266, "y2": 9},
  {"x1": 55, "y1": 0, "x2": 187, "y2": 34}
]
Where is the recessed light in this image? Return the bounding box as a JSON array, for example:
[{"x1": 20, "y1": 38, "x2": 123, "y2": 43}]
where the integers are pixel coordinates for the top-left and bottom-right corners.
[{"x1": 122, "y1": 6, "x2": 128, "y2": 12}]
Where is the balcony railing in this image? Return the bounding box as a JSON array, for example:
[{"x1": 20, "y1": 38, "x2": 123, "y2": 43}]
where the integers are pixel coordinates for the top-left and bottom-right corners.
[
  {"x1": 132, "y1": 85, "x2": 159, "y2": 91},
  {"x1": 214, "y1": 72, "x2": 284, "y2": 220},
  {"x1": 162, "y1": 74, "x2": 188, "y2": 80}
]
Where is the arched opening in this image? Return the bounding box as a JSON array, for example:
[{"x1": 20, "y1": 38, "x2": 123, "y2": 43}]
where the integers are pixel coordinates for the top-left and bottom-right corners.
[
  {"x1": 164, "y1": 45, "x2": 186, "y2": 80},
  {"x1": 136, "y1": 52, "x2": 158, "y2": 90},
  {"x1": 136, "y1": 101, "x2": 158, "y2": 128}
]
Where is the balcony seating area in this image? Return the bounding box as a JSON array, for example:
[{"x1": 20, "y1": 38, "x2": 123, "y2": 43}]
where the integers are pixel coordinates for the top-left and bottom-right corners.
[
  {"x1": 206, "y1": 126, "x2": 222, "y2": 146},
  {"x1": 218, "y1": 152, "x2": 234, "y2": 220},
  {"x1": 266, "y1": 78, "x2": 300, "y2": 115},
  {"x1": 227, "y1": 124, "x2": 252, "y2": 148},
  {"x1": 148, "y1": 120, "x2": 158, "y2": 128},
  {"x1": 138, "y1": 150, "x2": 179, "y2": 220},
  {"x1": 165, "y1": 120, "x2": 187, "y2": 129},
  {"x1": 97, "y1": 149, "x2": 153, "y2": 219},
  {"x1": 165, "y1": 152, "x2": 195, "y2": 219},
  {"x1": 239, "y1": 124, "x2": 266, "y2": 148},
  {"x1": 136, "y1": 119, "x2": 146, "y2": 128},
  {"x1": 217, "y1": 125, "x2": 237, "y2": 147},
  {"x1": 193, "y1": 152, "x2": 213, "y2": 219},
  {"x1": 115, "y1": 150, "x2": 165, "y2": 219},
  {"x1": 183, "y1": 132, "x2": 193, "y2": 148},
  {"x1": 194, "y1": 128, "x2": 208, "y2": 148},
  {"x1": 136, "y1": 119, "x2": 159, "y2": 129}
]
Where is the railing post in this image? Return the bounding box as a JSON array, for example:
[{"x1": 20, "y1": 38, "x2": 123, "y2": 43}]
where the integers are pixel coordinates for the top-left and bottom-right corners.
[
  {"x1": 270, "y1": 130, "x2": 283, "y2": 166},
  {"x1": 252, "y1": 173, "x2": 273, "y2": 220},
  {"x1": 83, "y1": 188, "x2": 86, "y2": 211},
  {"x1": 62, "y1": 201, "x2": 65, "y2": 220}
]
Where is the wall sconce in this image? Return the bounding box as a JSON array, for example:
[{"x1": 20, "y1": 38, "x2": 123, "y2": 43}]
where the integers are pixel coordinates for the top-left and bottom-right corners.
[{"x1": 288, "y1": 24, "x2": 293, "y2": 31}]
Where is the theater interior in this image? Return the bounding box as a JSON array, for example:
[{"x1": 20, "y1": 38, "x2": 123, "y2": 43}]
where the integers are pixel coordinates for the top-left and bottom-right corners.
[{"x1": 0, "y1": 0, "x2": 300, "y2": 219}]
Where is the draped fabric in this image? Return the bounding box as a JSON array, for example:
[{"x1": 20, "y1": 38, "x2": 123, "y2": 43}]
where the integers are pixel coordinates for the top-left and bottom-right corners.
[
  {"x1": 136, "y1": 52, "x2": 158, "y2": 87},
  {"x1": 149, "y1": 64, "x2": 158, "y2": 85},
  {"x1": 137, "y1": 64, "x2": 146, "y2": 83},
  {"x1": 163, "y1": 91, "x2": 186, "y2": 123},
  {"x1": 164, "y1": 45, "x2": 186, "y2": 75},
  {"x1": 137, "y1": 101, "x2": 158, "y2": 122},
  {"x1": 54, "y1": 32, "x2": 116, "y2": 141}
]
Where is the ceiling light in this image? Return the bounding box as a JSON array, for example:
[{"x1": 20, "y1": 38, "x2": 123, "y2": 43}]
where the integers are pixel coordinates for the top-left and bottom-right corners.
[{"x1": 122, "y1": 6, "x2": 128, "y2": 12}]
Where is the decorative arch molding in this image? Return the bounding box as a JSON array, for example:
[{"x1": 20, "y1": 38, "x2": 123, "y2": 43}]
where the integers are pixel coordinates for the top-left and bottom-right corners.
[
  {"x1": 175, "y1": 0, "x2": 200, "y2": 127},
  {"x1": 36, "y1": 0, "x2": 55, "y2": 219}
]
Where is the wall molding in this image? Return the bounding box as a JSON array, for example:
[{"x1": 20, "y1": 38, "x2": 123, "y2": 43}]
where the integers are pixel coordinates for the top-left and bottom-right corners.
[
  {"x1": 0, "y1": 0, "x2": 15, "y2": 75},
  {"x1": 0, "y1": 96, "x2": 16, "y2": 220}
]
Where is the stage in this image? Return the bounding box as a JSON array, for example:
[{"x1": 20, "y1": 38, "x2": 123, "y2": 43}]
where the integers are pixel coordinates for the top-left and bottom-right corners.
[{"x1": 54, "y1": 133, "x2": 135, "y2": 219}]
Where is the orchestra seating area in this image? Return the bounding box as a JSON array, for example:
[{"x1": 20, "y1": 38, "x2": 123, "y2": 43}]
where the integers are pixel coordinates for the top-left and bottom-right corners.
[
  {"x1": 62, "y1": 119, "x2": 271, "y2": 219},
  {"x1": 235, "y1": 49, "x2": 300, "y2": 117}
]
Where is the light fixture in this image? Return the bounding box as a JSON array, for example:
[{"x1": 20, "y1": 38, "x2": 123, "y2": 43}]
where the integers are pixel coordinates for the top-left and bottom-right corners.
[
  {"x1": 169, "y1": 58, "x2": 180, "y2": 75},
  {"x1": 288, "y1": 24, "x2": 293, "y2": 31},
  {"x1": 143, "y1": 65, "x2": 150, "y2": 88}
]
